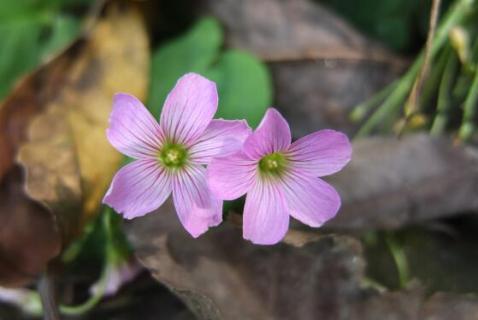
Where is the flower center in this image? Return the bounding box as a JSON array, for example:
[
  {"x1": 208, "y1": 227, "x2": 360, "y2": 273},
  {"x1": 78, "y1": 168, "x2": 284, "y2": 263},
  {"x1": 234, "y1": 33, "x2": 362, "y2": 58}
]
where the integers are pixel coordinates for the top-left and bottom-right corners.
[
  {"x1": 158, "y1": 143, "x2": 188, "y2": 169},
  {"x1": 258, "y1": 152, "x2": 287, "y2": 177}
]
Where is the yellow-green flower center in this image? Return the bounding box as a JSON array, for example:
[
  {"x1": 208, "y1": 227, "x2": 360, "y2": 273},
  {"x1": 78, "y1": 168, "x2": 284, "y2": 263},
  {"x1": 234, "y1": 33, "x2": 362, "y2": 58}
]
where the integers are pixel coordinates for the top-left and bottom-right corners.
[
  {"x1": 258, "y1": 152, "x2": 287, "y2": 177},
  {"x1": 158, "y1": 143, "x2": 188, "y2": 169}
]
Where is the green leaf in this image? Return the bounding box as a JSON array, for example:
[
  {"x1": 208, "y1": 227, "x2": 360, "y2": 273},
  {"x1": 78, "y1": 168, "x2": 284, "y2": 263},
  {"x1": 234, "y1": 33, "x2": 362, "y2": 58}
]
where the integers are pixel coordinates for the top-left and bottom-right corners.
[
  {"x1": 148, "y1": 17, "x2": 223, "y2": 117},
  {"x1": 40, "y1": 15, "x2": 80, "y2": 60},
  {"x1": 0, "y1": 1, "x2": 82, "y2": 100},
  {"x1": 319, "y1": 0, "x2": 421, "y2": 52},
  {"x1": 0, "y1": 1, "x2": 45, "y2": 18},
  {"x1": 148, "y1": 17, "x2": 272, "y2": 126},
  {"x1": 205, "y1": 51, "x2": 272, "y2": 127},
  {"x1": 0, "y1": 21, "x2": 41, "y2": 98}
]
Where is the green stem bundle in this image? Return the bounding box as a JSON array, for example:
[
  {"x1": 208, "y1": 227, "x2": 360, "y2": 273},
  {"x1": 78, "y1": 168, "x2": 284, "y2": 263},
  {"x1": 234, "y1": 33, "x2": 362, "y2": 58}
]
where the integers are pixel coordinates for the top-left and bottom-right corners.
[{"x1": 353, "y1": 0, "x2": 476, "y2": 139}]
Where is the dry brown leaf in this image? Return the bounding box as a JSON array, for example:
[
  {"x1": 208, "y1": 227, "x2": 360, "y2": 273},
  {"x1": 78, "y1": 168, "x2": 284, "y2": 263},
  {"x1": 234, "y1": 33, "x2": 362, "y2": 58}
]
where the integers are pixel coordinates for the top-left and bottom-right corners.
[
  {"x1": 327, "y1": 134, "x2": 478, "y2": 230},
  {"x1": 0, "y1": 168, "x2": 61, "y2": 287},
  {"x1": 127, "y1": 200, "x2": 365, "y2": 320},
  {"x1": 0, "y1": 1, "x2": 149, "y2": 286},
  {"x1": 205, "y1": 0, "x2": 399, "y2": 63},
  {"x1": 204, "y1": 0, "x2": 406, "y2": 136},
  {"x1": 127, "y1": 201, "x2": 478, "y2": 320},
  {"x1": 17, "y1": 3, "x2": 149, "y2": 239}
]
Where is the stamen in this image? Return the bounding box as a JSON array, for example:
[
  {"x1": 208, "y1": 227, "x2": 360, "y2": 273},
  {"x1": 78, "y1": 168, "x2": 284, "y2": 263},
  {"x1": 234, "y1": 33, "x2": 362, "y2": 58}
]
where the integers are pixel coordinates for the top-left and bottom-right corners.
[
  {"x1": 158, "y1": 143, "x2": 188, "y2": 169},
  {"x1": 258, "y1": 152, "x2": 287, "y2": 177}
]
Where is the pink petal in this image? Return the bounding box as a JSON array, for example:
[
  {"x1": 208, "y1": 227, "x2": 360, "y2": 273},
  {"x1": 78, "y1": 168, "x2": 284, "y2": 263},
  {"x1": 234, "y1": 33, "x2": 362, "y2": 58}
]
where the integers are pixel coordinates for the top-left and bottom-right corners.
[
  {"x1": 160, "y1": 73, "x2": 218, "y2": 146},
  {"x1": 189, "y1": 119, "x2": 252, "y2": 164},
  {"x1": 172, "y1": 164, "x2": 223, "y2": 238},
  {"x1": 287, "y1": 129, "x2": 351, "y2": 177},
  {"x1": 103, "y1": 159, "x2": 172, "y2": 219},
  {"x1": 107, "y1": 93, "x2": 164, "y2": 159},
  {"x1": 207, "y1": 151, "x2": 257, "y2": 200},
  {"x1": 282, "y1": 170, "x2": 341, "y2": 227},
  {"x1": 243, "y1": 181, "x2": 290, "y2": 245},
  {"x1": 243, "y1": 108, "x2": 291, "y2": 159}
]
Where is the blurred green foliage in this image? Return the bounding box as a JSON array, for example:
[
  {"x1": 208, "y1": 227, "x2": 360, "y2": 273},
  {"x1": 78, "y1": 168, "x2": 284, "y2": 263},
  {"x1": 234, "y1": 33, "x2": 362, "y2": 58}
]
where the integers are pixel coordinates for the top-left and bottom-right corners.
[
  {"x1": 0, "y1": 0, "x2": 90, "y2": 99},
  {"x1": 319, "y1": 0, "x2": 453, "y2": 52},
  {"x1": 365, "y1": 216, "x2": 478, "y2": 294},
  {"x1": 204, "y1": 51, "x2": 271, "y2": 126},
  {"x1": 350, "y1": 0, "x2": 478, "y2": 139},
  {"x1": 148, "y1": 18, "x2": 222, "y2": 115},
  {"x1": 148, "y1": 17, "x2": 272, "y2": 127}
]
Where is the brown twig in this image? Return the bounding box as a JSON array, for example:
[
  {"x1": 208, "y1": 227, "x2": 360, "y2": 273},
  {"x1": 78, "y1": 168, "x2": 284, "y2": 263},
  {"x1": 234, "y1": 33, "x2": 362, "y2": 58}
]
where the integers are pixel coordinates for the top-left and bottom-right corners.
[
  {"x1": 400, "y1": 0, "x2": 442, "y2": 133},
  {"x1": 38, "y1": 266, "x2": 60, "y2": 320}
]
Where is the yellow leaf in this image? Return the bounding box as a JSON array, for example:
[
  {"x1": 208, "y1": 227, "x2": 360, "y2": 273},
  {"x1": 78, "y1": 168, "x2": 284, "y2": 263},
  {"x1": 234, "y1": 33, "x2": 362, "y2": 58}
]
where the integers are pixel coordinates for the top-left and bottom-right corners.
[{"x1": 0, "y1": 1, "x2": 149, "y2": 286}]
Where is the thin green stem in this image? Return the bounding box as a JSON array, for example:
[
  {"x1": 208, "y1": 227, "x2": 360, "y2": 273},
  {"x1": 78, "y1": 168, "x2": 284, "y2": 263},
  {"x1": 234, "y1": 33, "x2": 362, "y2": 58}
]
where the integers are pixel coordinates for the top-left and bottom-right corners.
[
  {"x1": 27, "y1": 209, "x2": 120, "y2": 317},
  {"x1": 458, "y1": 67, "x2": 478, "y2": 140},
  {"x1": 420, "y1": 43, "x2": 451, "y2": 108},
  {"x1": 431, "y1": 49, "x2": 458, "y2": 135},
  {"x1": 355, "y1": 69, "x2": 416, "y2": 138},
  {"x1": 349, "y1": 81, "x2": 398, "y2": 122},
  {"x1": 361, "y1": 277, "x2": 388, "y2": 293},
  {"x1": 59, "y1": 208, "x2": 115, "y2": 316},
  {"x1": 385, "y1": 233, "x2": 410, "y2": 289},
  {"x1": 404, "y1": 0, "x2": 442, "y2": 118},
  {"x1": 355, "y1": 0, "x2": 474, "y2": 137},
  {"x1": 59, "y1": 280, "x2": 106, "y2": 315},
  {"x1": 430, "y1": 0, "x2": 475, "y2": 57},
  {"x1": 59, "y1": 273, "x2": 107, "y2": 312}
]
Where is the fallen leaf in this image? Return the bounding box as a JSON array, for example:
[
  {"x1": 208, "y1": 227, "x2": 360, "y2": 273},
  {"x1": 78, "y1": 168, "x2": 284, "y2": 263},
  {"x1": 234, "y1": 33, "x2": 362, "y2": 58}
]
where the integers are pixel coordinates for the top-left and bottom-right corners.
[
  {"x1": 0, "y1": 167, "x2": 60, "y2": 287},
  {"x1": 271, "y1": 61, "x2": 402, "y2": 136},
  {"x1": 127, "y1": 201, "x2": 478, "y2": 320},
  {"x1": 205, "y1": 0, "x2": 397, "y2": 62},
  {"x1": 419, "y1": 292, "x2": 478, "y2": 320},
  {"x1": 0, "y1": 1, "x2": 149, "y2": 286},
  {"x1": 366, "y1": 219, "x2": 478, "y2": 293},
  {"x1": 205, "y1": 0, "x2": 406, "y2": 135},
  {"x1": 127, "y1": 204, "x2": 364, "y2": 320},
  {"x1": 0, "y1": 37, "x2": 73, "y2": 288},
  {"x1": 327, "y1": 134, "x2": 478, "y2": 230},
  {"x1": 352, "y1": 288, "x2": 478, "y2": 320},
  {"x1": 18, "y1": 2, "x2": 149, "y2": 234}
]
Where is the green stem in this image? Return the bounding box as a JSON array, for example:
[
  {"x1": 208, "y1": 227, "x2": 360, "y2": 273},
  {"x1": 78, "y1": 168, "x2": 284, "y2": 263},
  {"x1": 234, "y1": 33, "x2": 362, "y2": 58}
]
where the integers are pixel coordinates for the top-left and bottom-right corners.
[
  {"x1": 385, "y1": 233, "x2": 409, "y2": 289},
  {"x1": 355, "y1": 70, "x2": 416, "y2": 138},
  {"x1": 59, "y1": 279, "x2": 106, "y2": 315},
  {"x1": 349, "y1": 81, "x2": 398, "y2": 122},
  {"x1": 28, "y1": 210, "x2": 124, "y2": 317},
  {"x1": 361, "y1": 277, "x2": 388, "y2": 293},
  {"x1": 430, "y1": 0, "x2": 475, "y2": 57},
  {"x1": 404, "y1": 0, "x2": 442, "y2": 118},
  {"x1": 431, "y1": 48, "x2": 458, "y2": 135},
  {"x1": 420, "y1": 43, "x2": 452, "y2": 108},
  {"x1": 458, "y1": 67, "x2": 478, "y2": 140},
  {"x1": 355, "y1": 0, "x2": 474, "y2": 137},
  {"x1": 59, "y1": 208, "x2": 115, "y2": 316}
]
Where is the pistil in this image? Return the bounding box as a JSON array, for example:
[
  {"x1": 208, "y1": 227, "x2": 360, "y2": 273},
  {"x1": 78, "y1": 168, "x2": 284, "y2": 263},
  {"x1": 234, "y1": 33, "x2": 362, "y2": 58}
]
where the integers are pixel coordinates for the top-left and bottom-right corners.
[
  {"x1": 158, "y1": 143, "x2": 188, "y2": 169},
  {"x1": 258, "y1": 152, "x2": 287, "y2": 177}
]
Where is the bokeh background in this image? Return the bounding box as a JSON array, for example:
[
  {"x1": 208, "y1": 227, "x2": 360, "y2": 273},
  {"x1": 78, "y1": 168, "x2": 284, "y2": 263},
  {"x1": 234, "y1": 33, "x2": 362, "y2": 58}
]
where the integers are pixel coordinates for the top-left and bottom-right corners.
[{"x1": 1, "y1": 0, "x2": 478, "y2": 319}]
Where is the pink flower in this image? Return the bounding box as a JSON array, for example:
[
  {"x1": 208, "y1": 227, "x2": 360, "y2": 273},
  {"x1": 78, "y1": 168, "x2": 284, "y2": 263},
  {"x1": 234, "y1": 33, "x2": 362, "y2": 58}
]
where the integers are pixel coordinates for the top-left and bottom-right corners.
[
  {"x1": 103, "y1": 73, "x2": 251, "y2": 237},
  {"x1": 207, "y1": 108, "x2": 352, "y2": 245}
]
